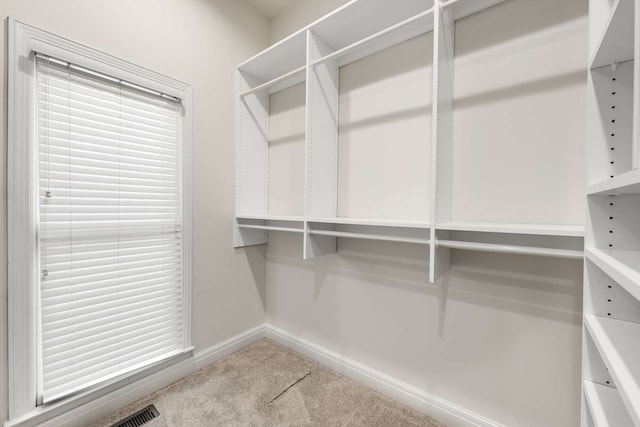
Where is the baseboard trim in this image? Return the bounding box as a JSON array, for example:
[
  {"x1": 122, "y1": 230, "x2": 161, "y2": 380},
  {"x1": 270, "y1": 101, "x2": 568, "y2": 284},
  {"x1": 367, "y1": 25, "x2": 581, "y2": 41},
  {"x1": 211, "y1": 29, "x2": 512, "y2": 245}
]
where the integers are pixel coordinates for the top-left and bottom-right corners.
[
  {"x1": 265, "y1": 325, "x2": 504, "y2": 427},
  {"x1": 7, "y1": 324, "x2": 503, "y2": 427},
  {"x1": 5, "y1": 325, "x2": 266, "y2": 427}
]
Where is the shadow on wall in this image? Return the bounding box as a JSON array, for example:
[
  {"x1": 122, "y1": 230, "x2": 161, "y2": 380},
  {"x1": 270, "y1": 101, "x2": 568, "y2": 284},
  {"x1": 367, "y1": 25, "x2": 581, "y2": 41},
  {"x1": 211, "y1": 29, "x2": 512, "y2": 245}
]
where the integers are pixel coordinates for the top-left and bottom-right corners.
[
  {"x1": 454, "y1": 0, "x2": 588, "y2": 110},
  {"x1": 238, "y1": 244, "x2": 267, "y2": 310},
  {"x1": 263, "y1": 234, "x2": 583, "y2": 329},
  {"x1": 454, "y1": 69, "x2": 586, "y2": 110},
  {"x1": 442, "y1": 251, "x2": 583, "y2": 324}
]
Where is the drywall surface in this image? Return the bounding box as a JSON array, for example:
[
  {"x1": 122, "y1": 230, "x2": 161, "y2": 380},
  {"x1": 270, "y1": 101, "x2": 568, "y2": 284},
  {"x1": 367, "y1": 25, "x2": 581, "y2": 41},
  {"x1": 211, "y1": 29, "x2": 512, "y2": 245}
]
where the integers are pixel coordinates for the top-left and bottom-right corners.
[
  {"x1": 451, "y1": 0, "x2": 587, "y2": 225},
  {"x1": 338, "y1": 32, "x2": 433, "y2": 220},
  {"x1": 268, "y1": 83, "x2": 306, "y2": 216},
  {"x1": 265, "y1": 0, "x2": 587, "y2": 426},
  {"x1": 0, "y1": 0, "x2": 268, "y2": 422}
]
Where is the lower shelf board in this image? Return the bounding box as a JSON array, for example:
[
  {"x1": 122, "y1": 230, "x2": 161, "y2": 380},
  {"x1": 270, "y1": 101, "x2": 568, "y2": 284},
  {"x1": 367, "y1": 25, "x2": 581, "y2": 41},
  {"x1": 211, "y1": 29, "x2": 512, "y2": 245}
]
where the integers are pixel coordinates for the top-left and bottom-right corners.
[
  {"x1": 583, "y1": 380, "x2": 634, "y2": 427},
  {"x1": 237, "y1": 224, "x2": 304, "y2": 233},
  {"x1": 586, "y1": 248, "x2": 640, "y2": 302},
  {"x1": 436, "y1": 221, "x2": 584, "y2": 237},
  {"x1": 584, "y1": 314, "x2": 640, "y2": 426},
  {"x1": 308, "y1": 229, "x2": 430, "y2": 245},
  {"x1": 236, "y1": 214, "x2": 303, "y2": 222},
  {"x1": 307, "y1": 217, "x2": 430, "y2": 229},
  {"x1": 588, "y1": 168, "x2": 640, "y2": 195}
]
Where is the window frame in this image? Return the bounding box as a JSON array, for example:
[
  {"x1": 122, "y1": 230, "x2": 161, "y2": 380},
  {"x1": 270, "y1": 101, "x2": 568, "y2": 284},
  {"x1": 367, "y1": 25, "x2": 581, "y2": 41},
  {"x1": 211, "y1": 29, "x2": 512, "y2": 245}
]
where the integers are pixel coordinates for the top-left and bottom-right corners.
[{"x1": 8, "y1": 18, "x2": 193, "y2": 421}]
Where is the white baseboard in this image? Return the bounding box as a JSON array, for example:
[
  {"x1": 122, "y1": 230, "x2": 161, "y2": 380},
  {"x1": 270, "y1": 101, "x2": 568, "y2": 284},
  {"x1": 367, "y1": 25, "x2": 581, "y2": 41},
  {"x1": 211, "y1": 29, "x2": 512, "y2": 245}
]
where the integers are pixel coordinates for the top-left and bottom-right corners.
[
  {"x1": 265, "y1": 325, "x2": 504, "y2": 427},
  {"x1": 6, "y1": 325, "x2": 266, "y2": 427},
  {"x1": 7, "y1": 323, "x2": 502, "y2": 427}
]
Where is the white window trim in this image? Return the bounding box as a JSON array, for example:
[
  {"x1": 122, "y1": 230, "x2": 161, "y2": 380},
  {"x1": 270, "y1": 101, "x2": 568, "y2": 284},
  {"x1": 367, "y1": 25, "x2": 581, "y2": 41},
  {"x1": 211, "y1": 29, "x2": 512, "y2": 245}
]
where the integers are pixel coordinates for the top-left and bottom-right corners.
[{"x1": 7, "y1": 17, "x2": 193, "y2": 422}]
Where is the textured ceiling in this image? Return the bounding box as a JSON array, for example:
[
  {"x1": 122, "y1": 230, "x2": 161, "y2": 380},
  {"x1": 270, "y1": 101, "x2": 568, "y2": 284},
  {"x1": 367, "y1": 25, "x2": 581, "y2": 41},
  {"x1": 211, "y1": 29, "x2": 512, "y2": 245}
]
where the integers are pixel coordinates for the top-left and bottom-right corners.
[{"x1": 244, "y1": 0, "x2": 300, "y2": 18}]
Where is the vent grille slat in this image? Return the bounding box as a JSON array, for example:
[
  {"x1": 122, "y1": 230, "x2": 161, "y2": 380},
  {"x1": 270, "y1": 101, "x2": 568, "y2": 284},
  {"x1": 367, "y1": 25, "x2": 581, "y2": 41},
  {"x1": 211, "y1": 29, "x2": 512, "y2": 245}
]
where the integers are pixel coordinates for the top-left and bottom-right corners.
[{"x1": 110, "y1": 404, "x2": 159, "y2": 427}]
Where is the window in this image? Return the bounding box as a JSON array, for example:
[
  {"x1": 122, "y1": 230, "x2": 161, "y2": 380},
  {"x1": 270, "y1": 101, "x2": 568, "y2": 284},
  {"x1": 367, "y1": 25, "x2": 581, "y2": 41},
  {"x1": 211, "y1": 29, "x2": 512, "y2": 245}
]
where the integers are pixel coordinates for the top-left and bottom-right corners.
[
  {"x1": 36, "y1": 54, "x2": 187, "y2": 402},
  {"x1": 9, "y1": 20, "x2": 192, "y2": 420}
]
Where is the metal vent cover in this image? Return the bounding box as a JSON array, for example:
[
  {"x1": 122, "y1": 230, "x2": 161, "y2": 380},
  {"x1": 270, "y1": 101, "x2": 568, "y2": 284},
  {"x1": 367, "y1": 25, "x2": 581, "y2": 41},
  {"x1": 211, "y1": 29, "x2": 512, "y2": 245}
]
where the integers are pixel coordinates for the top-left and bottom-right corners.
[{"x1": 110, "y1": 404, "x2": 160, "y2": 427}]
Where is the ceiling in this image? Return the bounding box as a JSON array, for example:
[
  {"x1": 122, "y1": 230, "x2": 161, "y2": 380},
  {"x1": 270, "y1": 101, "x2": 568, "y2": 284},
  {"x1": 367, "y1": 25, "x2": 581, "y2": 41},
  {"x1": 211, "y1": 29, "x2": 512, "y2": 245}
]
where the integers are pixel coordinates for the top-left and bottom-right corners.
[{"x1": 244, "y1": 0, "x2": 300, "y2": 18}]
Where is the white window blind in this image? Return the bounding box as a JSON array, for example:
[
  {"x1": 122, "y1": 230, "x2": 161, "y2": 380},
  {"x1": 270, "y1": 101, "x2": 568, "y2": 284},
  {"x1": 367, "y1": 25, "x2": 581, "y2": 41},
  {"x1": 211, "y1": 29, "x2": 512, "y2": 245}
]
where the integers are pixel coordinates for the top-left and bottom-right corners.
[{"x1": 36, "y1": 54, "x2": 187, "y2": 403}]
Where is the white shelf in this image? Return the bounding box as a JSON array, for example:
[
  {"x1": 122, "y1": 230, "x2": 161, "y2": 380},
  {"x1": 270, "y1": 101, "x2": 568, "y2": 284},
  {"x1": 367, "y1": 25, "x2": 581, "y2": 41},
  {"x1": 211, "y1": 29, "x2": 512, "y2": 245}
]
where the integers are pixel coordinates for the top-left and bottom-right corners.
[
  {"x1": 584, "y1": 315, "x2": 640, "y2": 426},
  {"x1": 237, "y1": 31, "x2": 306, "y2": 84},
  {"x1": 308, "y1": 217, "x2": 431, "y2": 229},
  {"x1": 238, "y1": 66, "x2": 306, "y2": 96},
  {"x1": 308, "y1": 229, "x2": 430, "y2": 245},
  {"x1": 311, "y1": 7, "x2": 434, "y2": 68},
  {"x1": 583, "y1": 380, "x2": 635, "y2": 427},
  {"x1": 588, "y1": 169, "x2": 640, "y2": 195},
  {"x1": 237, "y1": 224, "x2": 303, "y2": 234},
  {"x1": 436, "y1": 221, "x2": 584, "y2": 237},
  {"x1": 590, "y1": 0, "x2": 635, "y2": 69},
  {"x1": 586, "y1": 248, "x2": 640, "y2": 303},
  {"x1": 236, "y1": 214, "x2": 304, "y2": 222},
  {"x1": 237, "y1": 0, "x2": 508, "y2": 81}
]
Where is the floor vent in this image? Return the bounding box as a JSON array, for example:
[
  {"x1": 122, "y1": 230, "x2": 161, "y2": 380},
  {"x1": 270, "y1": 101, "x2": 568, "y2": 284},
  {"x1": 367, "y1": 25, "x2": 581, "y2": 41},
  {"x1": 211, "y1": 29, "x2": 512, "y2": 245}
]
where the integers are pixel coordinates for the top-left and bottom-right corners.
[{"x1": 110, "y1": 405, "x2": 160, "y2": 427}]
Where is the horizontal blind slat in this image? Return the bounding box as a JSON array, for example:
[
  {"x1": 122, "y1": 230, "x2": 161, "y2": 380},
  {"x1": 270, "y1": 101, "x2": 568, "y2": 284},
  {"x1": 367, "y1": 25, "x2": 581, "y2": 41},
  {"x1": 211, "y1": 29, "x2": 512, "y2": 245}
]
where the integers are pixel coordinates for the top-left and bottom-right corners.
[
  {"x1": 42, "y1": 294, "x2": 183, "y2": 335},
  {"x1": 43, "y1": 323, "x2": 184, "y2": 372}
]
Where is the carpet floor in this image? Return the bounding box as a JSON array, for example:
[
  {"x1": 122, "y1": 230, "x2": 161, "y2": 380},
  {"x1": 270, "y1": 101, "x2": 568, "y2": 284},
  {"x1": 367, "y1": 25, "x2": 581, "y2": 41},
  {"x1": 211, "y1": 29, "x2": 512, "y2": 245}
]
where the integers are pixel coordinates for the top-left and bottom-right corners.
[{"x1": 89, "y1": 339, "x2": 445, "y2": 427}]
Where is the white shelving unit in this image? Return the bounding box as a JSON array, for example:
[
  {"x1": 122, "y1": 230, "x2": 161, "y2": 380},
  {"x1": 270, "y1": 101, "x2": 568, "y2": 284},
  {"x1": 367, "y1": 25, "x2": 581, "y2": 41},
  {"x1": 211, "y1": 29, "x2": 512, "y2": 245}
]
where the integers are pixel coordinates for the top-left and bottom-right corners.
[
  {"x1": 583, "y1": 0, "x2": 640, "y2": 424},
  {"x1": 234, "y1": 0, "x2": 586, "y2": 283}
]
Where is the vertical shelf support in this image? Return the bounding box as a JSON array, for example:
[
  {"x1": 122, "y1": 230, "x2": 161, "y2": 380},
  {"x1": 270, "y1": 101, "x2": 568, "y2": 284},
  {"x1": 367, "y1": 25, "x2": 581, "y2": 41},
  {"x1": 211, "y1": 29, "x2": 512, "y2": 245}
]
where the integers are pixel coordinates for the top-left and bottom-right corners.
[
  {"x1": 304, "y1": 30, "x2": 339, "y2": 259},
  {"x1": 430, "y1": 1, "x2": 455, "y2": 282},
  {"x1": 234, "y1": 70, "x2": 269, "y2": 247}
]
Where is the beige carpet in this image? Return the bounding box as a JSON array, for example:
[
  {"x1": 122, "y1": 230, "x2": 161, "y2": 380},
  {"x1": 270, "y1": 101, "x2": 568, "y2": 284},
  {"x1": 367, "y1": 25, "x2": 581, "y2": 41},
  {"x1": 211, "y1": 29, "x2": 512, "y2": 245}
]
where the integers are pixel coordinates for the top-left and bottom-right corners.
[{"x1": 89, "y1": 339, "x2": 445, "y2": 427}]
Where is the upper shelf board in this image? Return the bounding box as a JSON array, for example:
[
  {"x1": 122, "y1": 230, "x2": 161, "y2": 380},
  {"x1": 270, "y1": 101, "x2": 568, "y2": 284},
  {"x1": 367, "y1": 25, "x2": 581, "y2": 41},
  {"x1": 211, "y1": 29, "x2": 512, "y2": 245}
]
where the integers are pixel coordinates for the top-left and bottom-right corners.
[
  {"x1": 312, "y1": 6, "x2": 435, "y2": 69},
  {"x1": 238, "y1": 0, "x2": 509, "y2": 83},
  {"x1": 238, "y1": 65, "x2": 306, "y2": 97},
  {"x1": 590, "y1": 0, "x2": 635, "y2": 69},
  {"x1": 588, "y1": 169, "x2": 640, "y2": 195},
  {"x1": 237, "y1": 30, "x2": 307, "y2": 85},
  {"x1": 437, "y1": 221, "x2": 585, "y2": 237},
  {"x1": 445, "y1": 0, "x2": 509, "y2": 21}
]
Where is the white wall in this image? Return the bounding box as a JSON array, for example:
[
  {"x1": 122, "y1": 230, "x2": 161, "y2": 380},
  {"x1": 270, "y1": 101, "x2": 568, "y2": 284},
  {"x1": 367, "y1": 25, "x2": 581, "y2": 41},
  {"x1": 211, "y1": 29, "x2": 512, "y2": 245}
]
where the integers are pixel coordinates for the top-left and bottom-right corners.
[
  {"x1": 265, "y1": 0, "x2": 587, "y2": 426},
  {"x1": 0, "y1": 0, "x2": 269, "y2": 422}
]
